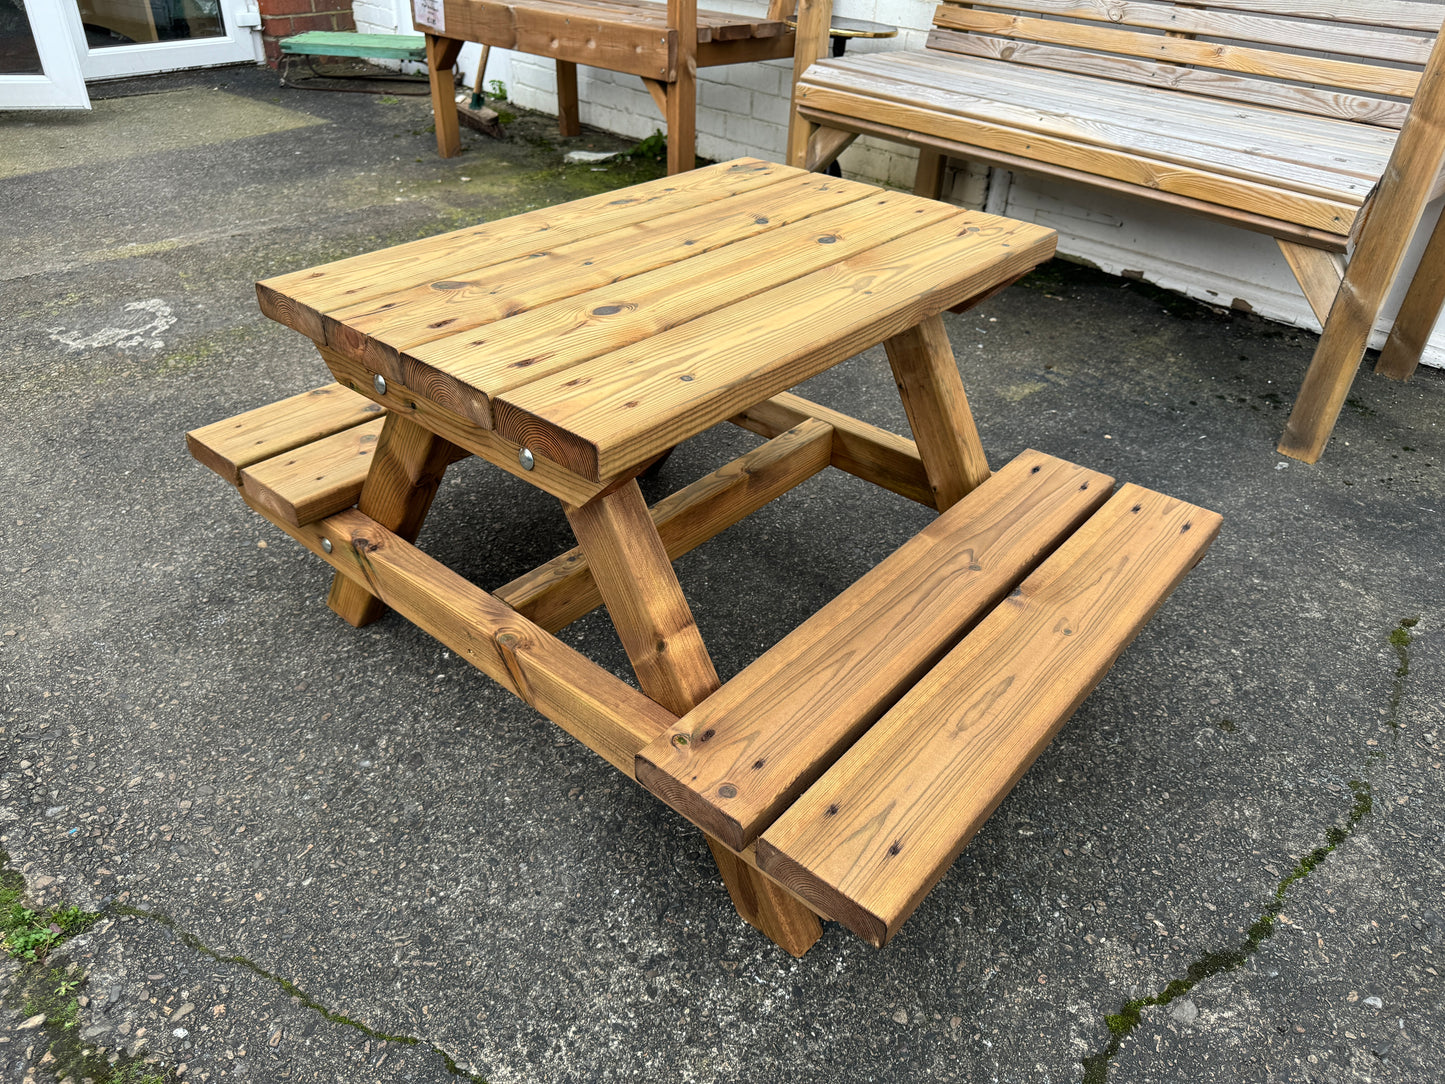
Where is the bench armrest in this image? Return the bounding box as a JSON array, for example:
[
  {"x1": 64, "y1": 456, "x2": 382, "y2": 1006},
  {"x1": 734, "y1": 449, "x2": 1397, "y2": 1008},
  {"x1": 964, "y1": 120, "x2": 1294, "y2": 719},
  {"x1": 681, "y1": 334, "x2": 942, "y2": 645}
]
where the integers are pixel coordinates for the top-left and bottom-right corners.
[{"x1": 786, "y1": 0, "x2": 835, "y2": 165}]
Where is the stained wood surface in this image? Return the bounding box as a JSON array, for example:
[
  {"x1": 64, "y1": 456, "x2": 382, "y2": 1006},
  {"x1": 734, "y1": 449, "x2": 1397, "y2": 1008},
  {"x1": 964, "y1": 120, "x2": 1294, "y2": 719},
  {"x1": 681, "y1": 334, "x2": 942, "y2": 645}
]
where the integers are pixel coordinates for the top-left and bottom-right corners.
[
  {"x1": 635, "y1": 451, "x2": 1114, "y2": 851},
  {"x1": 259, "y1": 160, "x2": 1055, "y2": 482},
  {"x1": 497, "y1": 420, "x2": 833, "y2": 632},
  {"x1": 755, "y1": 484, "x2": 1222, "y2": 946},
  {"x1": 239, "y1": 416, "x2": 386, "y2": 527},
  {"x1": 186, "y1": 383, "x2": 383, "y2": 486}
]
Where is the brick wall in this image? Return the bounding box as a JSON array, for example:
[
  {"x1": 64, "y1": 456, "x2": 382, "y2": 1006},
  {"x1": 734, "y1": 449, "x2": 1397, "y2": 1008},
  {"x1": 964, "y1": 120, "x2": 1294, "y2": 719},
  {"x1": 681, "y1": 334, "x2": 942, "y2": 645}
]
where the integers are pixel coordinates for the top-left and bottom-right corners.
[{"x1": 258, "y1": 0, "x2": 357, "y2": 68}]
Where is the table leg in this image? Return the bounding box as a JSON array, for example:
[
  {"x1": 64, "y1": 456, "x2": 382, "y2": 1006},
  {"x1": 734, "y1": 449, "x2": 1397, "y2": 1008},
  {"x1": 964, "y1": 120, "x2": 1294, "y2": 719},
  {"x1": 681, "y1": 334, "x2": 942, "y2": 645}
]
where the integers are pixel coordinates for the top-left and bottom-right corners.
[
  {"x1": 883, "y1": 312, "x2": 990, "y2": 512},
  {"x1": 328, "y1": 411, "x2": 462, "y2": 627},
  {"x1": 426, "y1": 34, "x2": 464, "y2": 159},
  {"x1": 556, "y1": 60, "x2": 581, "y2": 138},
  {"x1": 564, "y1": 480, "x2": 823, "y2": 956}
]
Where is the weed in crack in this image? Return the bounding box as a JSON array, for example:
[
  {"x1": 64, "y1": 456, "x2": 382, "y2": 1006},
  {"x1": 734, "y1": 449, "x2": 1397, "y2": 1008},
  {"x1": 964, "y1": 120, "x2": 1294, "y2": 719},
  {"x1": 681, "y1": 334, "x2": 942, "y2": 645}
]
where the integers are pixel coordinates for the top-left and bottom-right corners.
[{"x1": 1080, "y1": 614, "x2": 1416, "y2": 1082}]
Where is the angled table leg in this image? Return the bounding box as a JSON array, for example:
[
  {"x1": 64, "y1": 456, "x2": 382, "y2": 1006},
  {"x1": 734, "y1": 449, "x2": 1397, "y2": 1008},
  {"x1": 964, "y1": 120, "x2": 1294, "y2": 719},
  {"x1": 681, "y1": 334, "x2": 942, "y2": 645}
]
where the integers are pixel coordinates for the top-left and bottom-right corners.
[
  {"x1": 883, "y1": 312, "x2": 990, "y2": 512},
  {"x1": 564, "y1": 479, "x2": 824, "y2": 956},
  {"x1": 426, "y1": 34, "x2": 464, "y2": 159},
  {"x1": 328, "y1": 410, "x2": 462, "y2": 627}
]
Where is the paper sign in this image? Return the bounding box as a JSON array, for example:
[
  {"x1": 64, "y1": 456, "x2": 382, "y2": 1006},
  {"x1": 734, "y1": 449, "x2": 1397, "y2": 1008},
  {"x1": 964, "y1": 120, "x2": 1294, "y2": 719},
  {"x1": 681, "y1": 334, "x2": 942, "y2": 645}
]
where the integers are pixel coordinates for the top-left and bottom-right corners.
[{"x1": 414, "y1": 0, "x2": 445, "y2": 32}]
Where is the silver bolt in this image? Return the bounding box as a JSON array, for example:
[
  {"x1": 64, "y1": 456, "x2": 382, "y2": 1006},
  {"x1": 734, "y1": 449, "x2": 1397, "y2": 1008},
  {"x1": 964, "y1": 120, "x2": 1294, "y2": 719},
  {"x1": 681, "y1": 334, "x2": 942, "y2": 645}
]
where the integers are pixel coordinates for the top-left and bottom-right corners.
[
  {"x1": 373, "y1": 373, "x2": 387, "y2": 395},
  {"x1": 321, "y1": 538, "x2": 333, "y2": 553},
  {"x1": 518, "y1": 447, "x2": 535, "y2": 471}
]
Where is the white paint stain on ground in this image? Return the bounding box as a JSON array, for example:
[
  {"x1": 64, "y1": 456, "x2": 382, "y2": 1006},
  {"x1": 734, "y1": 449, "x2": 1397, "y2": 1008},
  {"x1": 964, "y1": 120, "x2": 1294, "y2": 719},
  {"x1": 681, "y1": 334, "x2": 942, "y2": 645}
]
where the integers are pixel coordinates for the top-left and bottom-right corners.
[{"x1": 49, "y1": 298, "x2": 175, "y2": 351}]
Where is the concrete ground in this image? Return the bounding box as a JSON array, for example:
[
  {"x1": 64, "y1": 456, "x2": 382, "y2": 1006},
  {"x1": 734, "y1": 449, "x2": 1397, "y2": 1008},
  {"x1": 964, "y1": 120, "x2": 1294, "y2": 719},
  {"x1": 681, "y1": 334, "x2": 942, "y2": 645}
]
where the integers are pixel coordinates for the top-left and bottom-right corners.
[{"x1": 2, "y1": 64, "x2": 1442, "y2": 1084}]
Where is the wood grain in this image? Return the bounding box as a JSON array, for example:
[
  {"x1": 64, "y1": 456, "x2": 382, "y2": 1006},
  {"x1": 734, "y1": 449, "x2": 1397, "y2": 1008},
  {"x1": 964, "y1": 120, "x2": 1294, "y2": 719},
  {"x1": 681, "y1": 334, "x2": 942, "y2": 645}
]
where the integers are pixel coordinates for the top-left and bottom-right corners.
[
  {"x1": 186, "y1": 383, "x2": 383, "y2": 486},
  {"x1": 239, "y1": 416, "x2": 386, "y2": 527},
  {"x1": 756, "y1": 484, "x2": 1222, "y2": 946},
  {"x1": 883, "y1": 313, "x2": 990, "y2": 512},
  {"x1": 729, "y1": 391, "x2": 934, "y2": 507},
  {"x1": 1377, "y1": 203, "x2": 1445, "y2": 380},
  {"x1": 257, "y1": 158, "x2": 790, "y2": 340},
  {"x1": 1277, "y1": 240, "x2": 1346, "y2": 325},
  {"x1": 635, "y1": 451, "x2": 1114, "y2": 851},
  {"x1": 497, "y1": 419, "x2": 833, "y2": 632},
  {"x1": 491, "y1": 212, "x2": 1057, "y2": 480}
]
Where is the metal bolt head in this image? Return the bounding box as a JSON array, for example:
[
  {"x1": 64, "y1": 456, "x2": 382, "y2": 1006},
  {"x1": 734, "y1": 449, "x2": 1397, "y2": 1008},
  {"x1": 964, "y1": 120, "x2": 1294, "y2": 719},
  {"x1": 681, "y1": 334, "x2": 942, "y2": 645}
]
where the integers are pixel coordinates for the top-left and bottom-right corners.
[
  {"x1": 373, "y1": 373, "x2": 387, "y2": 395},
  {"x1": 518, "y1": 447, "x2": 535, "y2": 471},
  {"x1": 321, "y1": 538, "x2": 333, "y2": 553}
]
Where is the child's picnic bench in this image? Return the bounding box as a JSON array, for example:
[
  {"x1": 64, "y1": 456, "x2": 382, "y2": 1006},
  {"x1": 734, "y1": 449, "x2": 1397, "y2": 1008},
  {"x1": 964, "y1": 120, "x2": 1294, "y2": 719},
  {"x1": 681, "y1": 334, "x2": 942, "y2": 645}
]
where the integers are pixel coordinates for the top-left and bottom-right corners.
[
  {"x1": 413, "y1": 0, "x2": 797, "y2": 174},
  {"x1": 186, "y1": 161, "x2": 1220, "y2": 953},
  {"x1": 787, "y1": 0, "x2": 1445, "y2": 462}
]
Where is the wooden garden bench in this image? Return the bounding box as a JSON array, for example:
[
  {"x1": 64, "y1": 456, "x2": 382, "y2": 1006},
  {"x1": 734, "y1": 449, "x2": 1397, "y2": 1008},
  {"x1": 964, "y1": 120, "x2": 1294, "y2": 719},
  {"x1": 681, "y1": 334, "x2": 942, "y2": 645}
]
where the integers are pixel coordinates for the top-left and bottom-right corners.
[
  {"x1": 413, "y1": 0, "x2": 797, "y2": 174},
  {"x1": 787, "y1": 0, "x2": 1445, "y2": 462},
  {"x1": 186, "y1": 161, "x2": 1221, "y2": 953}
]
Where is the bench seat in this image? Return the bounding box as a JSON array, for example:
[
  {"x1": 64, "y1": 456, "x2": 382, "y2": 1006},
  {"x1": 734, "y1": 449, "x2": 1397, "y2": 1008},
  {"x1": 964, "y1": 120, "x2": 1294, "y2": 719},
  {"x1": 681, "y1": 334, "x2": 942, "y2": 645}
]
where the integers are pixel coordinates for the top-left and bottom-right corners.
[
  {"x1": 639, "y1": 450, "x2": 1220, "y2": 947},
  {"x1": 186, "y1": 383, "x2": 387, "y2": 526},
  {"x1": 279, "y1": 31, "x2": 429, "y2": 62},
  {"x1": 798, "y1": 50, "x2": 1394, "y2": 242}
]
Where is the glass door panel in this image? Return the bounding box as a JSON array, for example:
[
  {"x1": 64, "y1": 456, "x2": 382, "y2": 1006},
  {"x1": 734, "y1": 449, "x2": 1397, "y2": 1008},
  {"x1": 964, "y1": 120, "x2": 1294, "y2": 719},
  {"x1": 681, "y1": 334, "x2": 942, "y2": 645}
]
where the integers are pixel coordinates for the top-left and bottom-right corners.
[{"x1": 0, "y1": 0, "x2": 90, "y2": 109}]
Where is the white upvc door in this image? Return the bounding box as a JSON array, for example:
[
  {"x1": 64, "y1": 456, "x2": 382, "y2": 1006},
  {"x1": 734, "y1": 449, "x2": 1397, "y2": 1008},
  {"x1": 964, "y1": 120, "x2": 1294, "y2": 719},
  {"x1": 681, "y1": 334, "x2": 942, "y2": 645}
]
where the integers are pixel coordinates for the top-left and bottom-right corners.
[
  {"x1": 1, "y1": 0, "x2": 91, "y2": 110},
  {"x1": 62, "y1": 0, "x2": 261, "y2": 80}
]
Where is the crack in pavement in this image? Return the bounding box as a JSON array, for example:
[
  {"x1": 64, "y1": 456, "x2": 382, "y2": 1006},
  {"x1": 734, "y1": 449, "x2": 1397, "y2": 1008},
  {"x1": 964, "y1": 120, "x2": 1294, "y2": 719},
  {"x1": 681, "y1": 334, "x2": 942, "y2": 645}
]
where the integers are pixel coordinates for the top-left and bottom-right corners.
[
  {"x1": 1079, "y1": 615, "x2": 1418, "y2": 1083},
  {"x1": 113, "y1": 905, "x2": 488, "y2": 1083}
]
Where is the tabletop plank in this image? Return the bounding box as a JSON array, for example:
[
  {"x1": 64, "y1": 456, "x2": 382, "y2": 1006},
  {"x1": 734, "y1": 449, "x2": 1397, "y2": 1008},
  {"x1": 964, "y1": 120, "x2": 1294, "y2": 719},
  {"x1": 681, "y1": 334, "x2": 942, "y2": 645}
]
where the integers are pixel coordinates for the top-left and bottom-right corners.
[
  {"x1": 404, "y1": 189, "x2": 961, "y2": 427},
  {"x1": 490, "y1": 212, "x2": 1057, "y2": 479},
  {"x1": 323, "y1": 171, "x2": 876, "y2": 373},
  {"x1": 257, "y1": 158, "x2": 793, "y2": 342}
]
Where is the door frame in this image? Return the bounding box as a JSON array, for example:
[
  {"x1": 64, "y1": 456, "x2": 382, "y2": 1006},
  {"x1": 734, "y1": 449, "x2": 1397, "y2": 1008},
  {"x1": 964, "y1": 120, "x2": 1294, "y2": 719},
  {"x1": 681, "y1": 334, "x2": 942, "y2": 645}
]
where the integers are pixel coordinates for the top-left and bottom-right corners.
[
  {"x1": 2, "y1": 0, "x2": 91, "y2": 109},
  {"x1": 62, "y1": 1, "x2": 262, "y2": 81}
]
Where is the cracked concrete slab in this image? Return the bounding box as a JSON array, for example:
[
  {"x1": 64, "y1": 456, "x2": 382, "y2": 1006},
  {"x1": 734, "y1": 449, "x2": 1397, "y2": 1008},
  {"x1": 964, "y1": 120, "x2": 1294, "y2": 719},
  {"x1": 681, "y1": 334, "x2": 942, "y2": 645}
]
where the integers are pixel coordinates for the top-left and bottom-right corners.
[{"x1": 3, "y1": 63, "x2": 1443, "y2": 1084}]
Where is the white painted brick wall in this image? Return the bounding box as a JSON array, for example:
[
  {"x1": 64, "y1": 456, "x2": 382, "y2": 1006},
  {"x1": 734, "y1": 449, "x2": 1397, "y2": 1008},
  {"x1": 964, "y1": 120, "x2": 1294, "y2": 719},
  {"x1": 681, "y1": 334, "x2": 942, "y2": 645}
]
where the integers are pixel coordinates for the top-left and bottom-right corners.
[{"x1": 350, "y1": 0, "x2": 1445, "y2": 367}]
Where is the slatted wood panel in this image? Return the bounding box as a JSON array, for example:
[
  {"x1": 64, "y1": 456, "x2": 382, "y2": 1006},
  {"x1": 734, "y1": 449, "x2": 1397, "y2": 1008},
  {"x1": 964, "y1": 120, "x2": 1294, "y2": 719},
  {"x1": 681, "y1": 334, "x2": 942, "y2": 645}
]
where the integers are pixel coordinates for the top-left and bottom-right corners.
[
  {"x1": 260, "y1": 161, "x2": 1056, "y2": 485},
  {"x1": 186, "y1": 383, "x2": 384, "y2": 486},
  {"x1": 756, "y1": 484, "x2": 1223, "y2": 946},
  {"x1": 930, "y1": 1, "x2": 1437, "y2": 107},
  {"x1": 635, "y1": 451, "x2": 1113, "y2": 851},
  {"x1": 239, "y1": 417, "x2": 386, "y2": 527}
]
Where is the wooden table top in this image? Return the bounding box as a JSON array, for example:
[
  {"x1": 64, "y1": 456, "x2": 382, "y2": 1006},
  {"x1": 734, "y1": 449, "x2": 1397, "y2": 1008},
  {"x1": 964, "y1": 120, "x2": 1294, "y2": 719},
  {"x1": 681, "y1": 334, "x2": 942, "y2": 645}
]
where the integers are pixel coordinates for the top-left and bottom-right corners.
[{"x1": 258, "y1": 158, "x2": 1056, "y2": 483}]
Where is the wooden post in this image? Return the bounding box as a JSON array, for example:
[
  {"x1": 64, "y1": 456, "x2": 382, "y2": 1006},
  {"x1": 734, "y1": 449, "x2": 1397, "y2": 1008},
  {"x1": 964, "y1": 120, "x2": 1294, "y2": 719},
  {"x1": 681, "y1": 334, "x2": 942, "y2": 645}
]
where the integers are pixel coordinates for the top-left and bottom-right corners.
[
  {"x1": 665, "y1": 0, "x2": 698, "y2": 174},
  {"x1": 1279, "y1": 16, "x2": 1445, "y2": 462},
  {"x1": 563, "y1": 480, "x2": 823, "y2": 955},
  {"x1": 883, "y1": 313, "x2": 990, "y2": 511},
  {"x1": 426, "y1": 34, "x2": 464, "y2": 159},
  {"x1": 327, "y1": 410, "x2": 461, "y2": 627},
  {"x1": 785, "y1": 0, "x2": 832, "y2": 168},
  {"x1": 1376, "y1": 205, "x2": 1445, "y2": 380},
  {"x1": 914, "y1": 150, "x2": 948, "y2": 200},
  {"x1": 556, "y1": 59, "x2": 581, "y2": 137}
]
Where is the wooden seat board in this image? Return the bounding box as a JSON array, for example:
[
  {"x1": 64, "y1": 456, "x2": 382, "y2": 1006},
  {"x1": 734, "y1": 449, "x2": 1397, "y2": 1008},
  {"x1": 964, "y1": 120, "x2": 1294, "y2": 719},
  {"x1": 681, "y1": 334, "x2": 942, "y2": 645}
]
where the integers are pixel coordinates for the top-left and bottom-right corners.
[
  {"x1": 802, "y1": 56, "x2": 1383, "y2": 198},
  {"x1": 403, "y1": 189, "x2": 961, "y2": 427},
  {"x1": 755, "y1": 484, "x2": 1223, "y2": 947},
  {"x1": 279, "y1": 31, "x2": 428, "y2": 59},
  {"x1": 489, "y1": 212, "x2": 1058, "y2": 480},
  {"x1": 933, "y1": 8, "x2": 1421, "y2": 98},
  {"x1": 257, "y1": 159, "x2": 792, "y2": 341},
  {"x1": 239, "y1": 417, "x2": 387, "y2": 528},
  {"x1": 794, "y1": 83, "x2": 1358, "y2": 235},
  {"x1": 926, "y1": 31, "x2": 1413, "y2": 127},
  {"x1": 186, "y1": 383, "x2": 384, "y2": 486},
  {"x1": 635, "y1": 451, "x2": 1114, "y2": 851},
  {"x1": 972, "y1": 0, "x2": 1437, "y2": 64},
  {"x1": 322, "y1": 172, "x2": 874, "y2": 368},
  {"x1": 880, "y1": 50, "x2": 1402, "y2": 160}
]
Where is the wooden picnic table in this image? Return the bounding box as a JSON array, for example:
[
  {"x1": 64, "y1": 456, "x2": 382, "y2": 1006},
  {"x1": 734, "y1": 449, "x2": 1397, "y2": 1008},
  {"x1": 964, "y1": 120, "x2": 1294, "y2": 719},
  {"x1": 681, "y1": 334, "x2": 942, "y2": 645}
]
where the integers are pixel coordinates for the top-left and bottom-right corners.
[{"x1": 189, "y1": 158, "x2": 1219, "y2": 955}]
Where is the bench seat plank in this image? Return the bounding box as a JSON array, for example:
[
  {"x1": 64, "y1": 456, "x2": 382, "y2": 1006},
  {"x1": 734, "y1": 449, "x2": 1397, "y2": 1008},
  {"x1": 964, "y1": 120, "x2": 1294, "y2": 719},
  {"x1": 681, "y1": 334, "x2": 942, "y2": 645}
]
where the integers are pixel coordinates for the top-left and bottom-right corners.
[
  {"x1": 635, "y1": 450, "x2": 1114, "y2": 850},
  {"x1": 795, "y1": 82, "x2": 1360, "y2": 236},
  {"x1": 755, "y1": 484, "x2": 1222, "y2": 947},
  {"x1": 185, "y1": 383, "x2": 384, "y2": 486},
  {"x1": 279, "y1": 31, "x2": 427, "y2": 60},
  {"x1": 240, "y1": 417, "x2": 387, "y2": 527},
  {"x1": 802, "y1": 56, "x2": 1383, "y2": 197}
]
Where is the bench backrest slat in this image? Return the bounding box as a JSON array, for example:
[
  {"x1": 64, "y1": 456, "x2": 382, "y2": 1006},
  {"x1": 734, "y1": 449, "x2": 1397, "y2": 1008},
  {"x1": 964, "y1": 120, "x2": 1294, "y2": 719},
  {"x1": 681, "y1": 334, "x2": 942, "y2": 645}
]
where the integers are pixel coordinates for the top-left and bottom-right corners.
[
  {"x1": 931, "y1": 1, "x2": 1442, "y2": 128},
  {"x1": 925, "y1": 29, "x2": 1414, "y2": 127}
]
